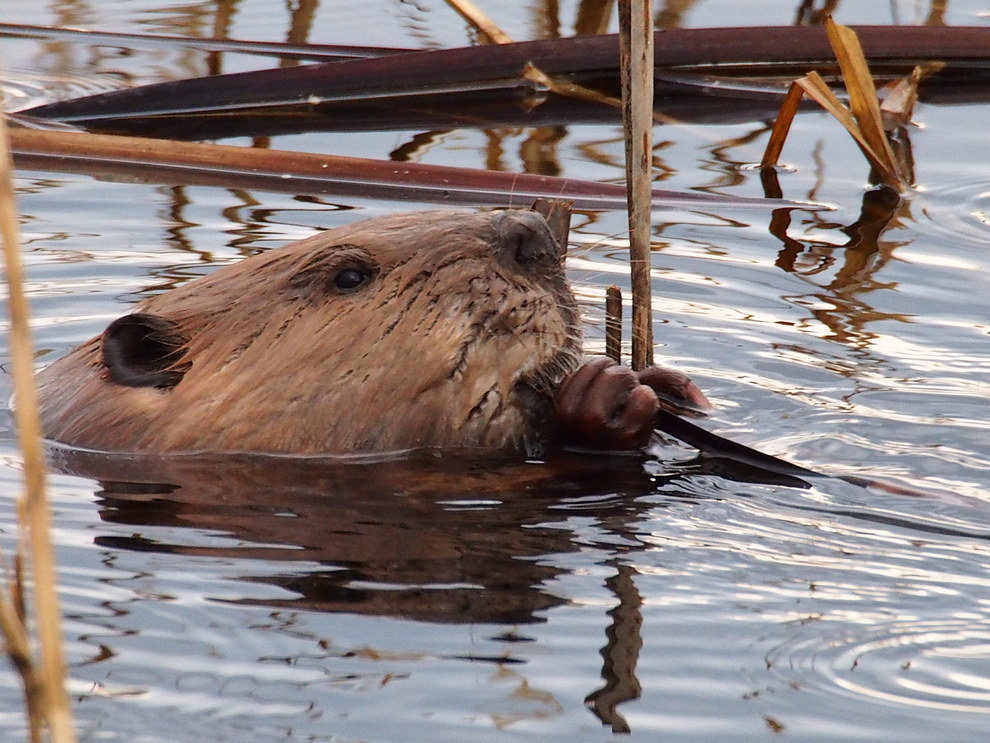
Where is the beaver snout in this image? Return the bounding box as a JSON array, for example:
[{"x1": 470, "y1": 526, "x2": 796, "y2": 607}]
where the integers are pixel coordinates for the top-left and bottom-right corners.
[{"x1": 493, "y1": 211, "x2": 565, "y2": 271}]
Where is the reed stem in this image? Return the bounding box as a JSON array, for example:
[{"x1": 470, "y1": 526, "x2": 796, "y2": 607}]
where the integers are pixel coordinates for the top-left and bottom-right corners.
[
  {"x1": 1, "y1": 103, "x2": 78, "y2": 742},
  {"x1": 618, "y1": 0, "x2": 654, "y2": 371}
]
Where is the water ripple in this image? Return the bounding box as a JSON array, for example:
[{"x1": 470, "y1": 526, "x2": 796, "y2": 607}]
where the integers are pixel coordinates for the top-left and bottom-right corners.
[{"x1": 767, "y1": 619, "x2": 990, "y2": 714}]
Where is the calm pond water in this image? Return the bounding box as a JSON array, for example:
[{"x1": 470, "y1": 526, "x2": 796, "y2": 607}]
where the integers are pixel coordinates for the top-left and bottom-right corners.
[{"x1": 2, "y1": 1, "x2": 990, "y2": 741}]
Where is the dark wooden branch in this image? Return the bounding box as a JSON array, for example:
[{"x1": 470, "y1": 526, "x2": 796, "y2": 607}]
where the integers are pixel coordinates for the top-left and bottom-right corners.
[{"x1": 19, "y1": 27, "x2": 990, "y2": 140}]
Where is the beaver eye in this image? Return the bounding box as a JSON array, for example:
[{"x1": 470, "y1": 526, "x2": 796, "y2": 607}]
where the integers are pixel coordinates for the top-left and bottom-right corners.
[{"x1": 333, "y1": 267, "x2": 370, "y2": 291}]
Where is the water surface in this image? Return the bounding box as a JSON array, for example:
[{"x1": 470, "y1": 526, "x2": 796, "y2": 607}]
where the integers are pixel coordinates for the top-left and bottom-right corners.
[{"x1": 2, "y1": 1, "x2": 990, "y2": 741}]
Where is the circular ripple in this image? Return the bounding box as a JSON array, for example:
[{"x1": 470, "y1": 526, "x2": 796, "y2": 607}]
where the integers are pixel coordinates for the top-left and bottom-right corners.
[
  {"x1": 913, "y1": 179, "x2": 990, "y2": 252},
  {"x1": 767, "y1": 619, "x2": 990, "y2": 714}
]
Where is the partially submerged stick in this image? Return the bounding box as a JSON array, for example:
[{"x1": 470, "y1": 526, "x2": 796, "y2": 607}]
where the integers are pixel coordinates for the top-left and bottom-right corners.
[
  {"x1": 605, "y1": 286, "x2": 622, "y2": 364},
  {"x1": 7, "y1": 127, "x2": 818, "y2": 211}
]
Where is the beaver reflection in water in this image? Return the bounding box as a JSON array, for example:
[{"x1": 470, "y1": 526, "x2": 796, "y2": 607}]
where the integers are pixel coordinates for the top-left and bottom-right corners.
[{"x1": 38, "y1": 210, "x2": 709, "y2": 455}]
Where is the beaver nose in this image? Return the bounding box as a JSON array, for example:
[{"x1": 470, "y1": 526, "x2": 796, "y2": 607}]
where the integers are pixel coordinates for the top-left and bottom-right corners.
[{"x1": 494, "y1": 211, "x2": 564, "y2": 269}]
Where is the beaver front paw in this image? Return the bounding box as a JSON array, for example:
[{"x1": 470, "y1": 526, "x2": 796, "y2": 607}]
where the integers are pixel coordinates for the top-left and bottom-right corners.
[
  {"x1": 554, "y1": 358, "x2": 660, "y2": 450},
  {"x1": 554, "y1": 358, "x2": 713, "y2": 451}
]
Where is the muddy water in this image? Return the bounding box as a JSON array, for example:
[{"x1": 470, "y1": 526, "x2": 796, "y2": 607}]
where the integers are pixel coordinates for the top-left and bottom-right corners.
[{"x1": 2, "y1": 1, "x2": 990, "y2": 741}]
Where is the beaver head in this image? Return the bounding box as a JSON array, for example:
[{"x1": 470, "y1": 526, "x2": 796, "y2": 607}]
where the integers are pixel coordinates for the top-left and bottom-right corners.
[{"x1": 38, "y1": 210, "x2": 582, "y2": 454}]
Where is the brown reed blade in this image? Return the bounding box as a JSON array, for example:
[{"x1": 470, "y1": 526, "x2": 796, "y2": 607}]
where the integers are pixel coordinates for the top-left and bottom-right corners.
[
  {"x1": 760, "y1": 81, "x2": 804, "y2": 168},
  {"x1": 796, "y1": 72, "x2": 902, "y2": 186},
  {"x1": 825, "y1": 17, "x2": 899, "y2": 177}
]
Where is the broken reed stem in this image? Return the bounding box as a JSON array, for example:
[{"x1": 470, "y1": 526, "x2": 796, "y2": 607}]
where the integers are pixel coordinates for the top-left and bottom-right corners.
[
  {"x1": 618, "y1": 0, "x2": 654, "y2": 371},
  {"x1": 0, "y1": 109, "x2": 78, "y2": 741},
  {"x1": 760, "y1": 81, "x2": 804, "y2": 169},
  {"x1": 605, "y1": 286, "x2": 623, "y2": 364}
]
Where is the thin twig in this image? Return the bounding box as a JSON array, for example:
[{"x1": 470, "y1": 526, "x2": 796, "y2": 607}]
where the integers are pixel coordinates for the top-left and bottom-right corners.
[{"x1": 760, "y1": 81, "x2": 804, "y2": 168}]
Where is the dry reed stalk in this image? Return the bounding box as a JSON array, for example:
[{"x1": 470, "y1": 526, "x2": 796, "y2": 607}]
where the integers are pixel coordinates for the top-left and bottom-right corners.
[
  {"x1": 618, "y1": 0, "x2": 654, "y2": 370},
  {"x1": 0, "y1": 103, "x2": 78, "y2": 741}
]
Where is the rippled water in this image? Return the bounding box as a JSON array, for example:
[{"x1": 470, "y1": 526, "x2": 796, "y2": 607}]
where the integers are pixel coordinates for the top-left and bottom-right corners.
[{"x1": 2, "y1": 1, "x2": 990, "y2": 741}]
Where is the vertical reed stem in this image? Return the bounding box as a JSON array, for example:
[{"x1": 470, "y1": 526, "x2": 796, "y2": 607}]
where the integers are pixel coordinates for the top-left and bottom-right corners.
[
  {"x1": 605, "y1": 286, "x2": 622, "y2": 364},
  {"x1": 1, "y1": 103, "x2": 78, "y2": 742},
  {"x1": 618, "y1": 0, "x2": 654, "y2": 371}
]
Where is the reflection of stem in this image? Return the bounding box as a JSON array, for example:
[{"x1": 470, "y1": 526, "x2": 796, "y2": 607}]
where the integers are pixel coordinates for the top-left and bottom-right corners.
[
  {"x1": 282, "y1": 0, "x2": 319, "y2": 68},
  {"x1": 520, "y1": 125, "x2": 566, "y2": 176},
  {"x1": 209, "y1": 0, "x2": 239, "y2": 75},
  {"x1": 759, "y1": 167, "x2": 807, "y2": 271},
  {"x1": 575, "y1": 0, "x2": 615, "y2": 35},
  {"x1": 656, "y1": 0, "x2": 701, "y2": 29},
  {"x1": 585, "y1": 562, "x2": 643, "y2": 734}
]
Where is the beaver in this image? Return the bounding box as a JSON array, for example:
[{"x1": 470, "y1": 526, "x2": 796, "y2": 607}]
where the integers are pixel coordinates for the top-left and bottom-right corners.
[{"x1": 37, "y1": 209, "x2": 710, "y2": 455}]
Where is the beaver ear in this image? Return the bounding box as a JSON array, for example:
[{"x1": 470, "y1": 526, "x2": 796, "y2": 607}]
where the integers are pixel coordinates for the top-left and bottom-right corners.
[{"x1": 101, "y1": 313, "x2": 189, "y2": 389}]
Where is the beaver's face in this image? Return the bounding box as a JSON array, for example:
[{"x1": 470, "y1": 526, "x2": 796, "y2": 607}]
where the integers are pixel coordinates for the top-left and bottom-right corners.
[{"x1": 38, "y1": 210, "x2": 582, "y2": 454}]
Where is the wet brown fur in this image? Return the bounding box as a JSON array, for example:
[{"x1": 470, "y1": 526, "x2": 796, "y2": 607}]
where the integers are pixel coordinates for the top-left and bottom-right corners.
[{"x1": 37, "y1": 210, "x2": 582, "y2": 454}]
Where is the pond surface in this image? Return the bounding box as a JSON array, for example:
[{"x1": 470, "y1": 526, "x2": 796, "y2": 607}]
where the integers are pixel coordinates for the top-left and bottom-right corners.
[{"x1": 2, "y1": 1, "x2": 990, "y2": 741}]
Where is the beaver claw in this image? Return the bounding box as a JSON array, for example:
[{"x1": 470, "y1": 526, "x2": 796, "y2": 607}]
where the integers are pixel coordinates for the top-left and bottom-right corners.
[
  {"x1": 554, "y1": 358, "x2": 712, "y2": 451},
  {"x1": 636, "y1": 365, "x2": 713, "y2": 418}
]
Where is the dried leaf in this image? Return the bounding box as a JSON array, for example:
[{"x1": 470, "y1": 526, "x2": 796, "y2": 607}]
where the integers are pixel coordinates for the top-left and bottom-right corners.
[
  {"x1": 880, "y1": 66, "x2": 922, "y2": 131},
  {"x1": 825, "y1": 18, "x2": 899, "y2": 177},
  {"x1": 797, "y1": 72, "x2": 901, "y2": 185}
]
